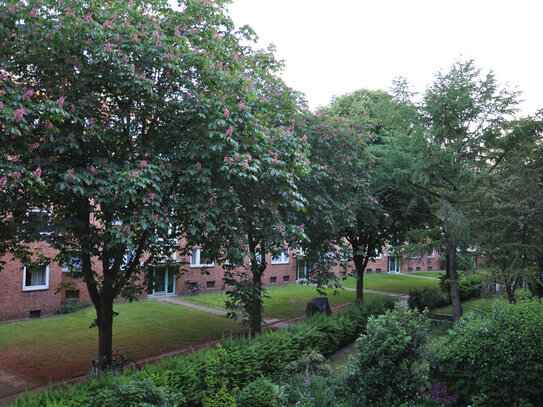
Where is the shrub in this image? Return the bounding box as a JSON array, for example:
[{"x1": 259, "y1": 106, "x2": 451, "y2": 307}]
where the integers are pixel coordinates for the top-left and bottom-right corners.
[
  {"x1": 87, "y1": 376, "x2": 185, "y2": 407},
  {"x1": 237, "y1": 377, "x2": 278, "y2": 407},
  {"x1": 431, "y1": 300, "x2": 543, "y2": 406},
  {"x1": 408, "y1": 286, "x2": 444, "y2": 311},
  {"x1": 527, "y1": 269, "x2": 543, "y2": 298},
  {"x1": 347, "y1": 303, "x2": 430, "y2": 406},
  {"x1": 202, "y1": 345, "x2": 237, "y2": 407},
  {"x1": 55, "y1": 301, "x2": 90, "y2": 314},
  {"x1": 281, "y1": 351, "x2": 331, "y2": 379},
  {"x1": 439, "y1": 271, "x2": 485, "y2": 300}
]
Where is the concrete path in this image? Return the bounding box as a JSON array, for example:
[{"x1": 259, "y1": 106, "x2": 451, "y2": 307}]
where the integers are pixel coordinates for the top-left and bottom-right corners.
[{"x1": 0, "y1": 367, "x2": 42, "y2": 406}]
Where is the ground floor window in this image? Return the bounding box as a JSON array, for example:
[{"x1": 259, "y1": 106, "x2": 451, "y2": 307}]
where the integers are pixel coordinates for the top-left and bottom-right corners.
[{"x1": 23, "y1": 264, "x2": 49, "y2": 291}]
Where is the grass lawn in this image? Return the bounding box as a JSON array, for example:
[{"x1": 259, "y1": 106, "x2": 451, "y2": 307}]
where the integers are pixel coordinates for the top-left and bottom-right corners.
[
  {"x1": 0, "y1": 301, "x2": 245, "y2": 383},
  {"x1": 341, "y1": 273, "x2": 440, "y2": 293},
  {"x1": 433, "y1": 296, "x2": 497, "y2": 315},
  {"x1": 408, "y1": 271, "x2": 445, "y2": 278},
  {"x1": 181, "y1": 284, "x2": 388, "y2": 319}
]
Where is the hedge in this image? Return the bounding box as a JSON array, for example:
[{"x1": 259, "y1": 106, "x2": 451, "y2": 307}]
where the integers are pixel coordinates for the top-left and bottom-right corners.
[{"x1": 12, "y1": 296, "x2": 396, "y2": 407}]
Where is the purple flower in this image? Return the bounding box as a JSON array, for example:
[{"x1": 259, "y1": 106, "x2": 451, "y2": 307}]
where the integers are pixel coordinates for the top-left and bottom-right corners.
[
  {"x1": 104, "y1": 43, "x2": 113, "y2": 53},
  {"x1": 140, "y1": 160, "x2": 147, "y2": 169},
  {"x1": 57, "y1": 96, "x2": 65, "y2": 107},
  {"x1": 44, "y1": 120, "x2": 53, "y2": 129},
  {"x1": 225, "y1": 126, "x2": 233, "y2": 137},
  {"x1": 223, "y1": 108, "x2": 229, "y2": 117},
  {"x1": 30, "y1": 8, "x2": 39, "y2": 18},
  {"x1": 0, "y1": 175, "x2": 7, "y2": 189},
  {"x1": 195, "y1": 162, "x2": 202, "y2": 172},
  {"x1": 0, "y1": 101, "x2": 3, "y2": 112},
  {"x1": 29, "y1": 142, "x2": 40, "y2": 150},
  {"x1": 32, "y1": 167, "x2": 42, "y2": 179}
]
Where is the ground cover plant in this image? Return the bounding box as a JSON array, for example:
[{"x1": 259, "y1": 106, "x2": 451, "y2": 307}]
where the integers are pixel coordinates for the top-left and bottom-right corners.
[
  {"x1": 180, "y1": 284, "x2": 386, "y2": 319},
  {"x1": 342, "y1": 273, "x2": 439, "y2": 293},
  {"x1": 10, "y1": 297, "x2": 396, "y2": 406},
  {"x1": 0, "y1": 301, "x2": 244, "y2": 383},
  {"x1": 410, "y1": 271, "x2": 445, "y2": 278}
]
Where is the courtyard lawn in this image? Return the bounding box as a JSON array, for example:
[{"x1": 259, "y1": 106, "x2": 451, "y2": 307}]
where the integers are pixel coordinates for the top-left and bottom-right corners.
[
  {"x1": 409, "y1": 271, "x2": 445, "y2": 278},
  {"x1": 0, "y1": 301, "x2": 244, "y2": 384},
  {"x1": 341, "y1": 273, "x2": 440, "y2": 293},
  {"x1": 181, "y1": 284, "x2": 387, "y2": 319}
]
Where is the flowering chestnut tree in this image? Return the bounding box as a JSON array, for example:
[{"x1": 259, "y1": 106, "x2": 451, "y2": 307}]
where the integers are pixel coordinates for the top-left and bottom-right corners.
[
  {"x1": 179, "y1": 42, "x2": 309, "y2": 334},
  {"x1": 0, "y1": 0, "x2": 276, "y2": 364}
]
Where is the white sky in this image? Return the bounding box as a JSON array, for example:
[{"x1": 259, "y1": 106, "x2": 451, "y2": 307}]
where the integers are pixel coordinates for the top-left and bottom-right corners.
[{"x1": 226, "y1": 0, "x2": 543, "y2": 115}]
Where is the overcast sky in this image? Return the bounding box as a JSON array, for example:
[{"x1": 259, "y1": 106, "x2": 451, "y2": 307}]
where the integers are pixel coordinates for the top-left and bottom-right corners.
[{"x1": 226, "y1": 0, "x2": 543, "y2": 115}]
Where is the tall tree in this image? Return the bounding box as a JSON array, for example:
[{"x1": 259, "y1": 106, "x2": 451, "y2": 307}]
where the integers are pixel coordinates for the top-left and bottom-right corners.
[
  {"x1": 0, "y1": 0, "x2": 268, "y2": 364},
  {"x1": 405, "y1": 60, "x2": 521, "y2": 320}
]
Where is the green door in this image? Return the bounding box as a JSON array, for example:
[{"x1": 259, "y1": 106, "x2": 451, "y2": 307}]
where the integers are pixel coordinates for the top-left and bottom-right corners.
[
  {"x1": 148, "y1": 267, "x2": 176, "y2": 296},
  {"x1": 388, "y1": 256, "x2": 401, "y2": 273}
]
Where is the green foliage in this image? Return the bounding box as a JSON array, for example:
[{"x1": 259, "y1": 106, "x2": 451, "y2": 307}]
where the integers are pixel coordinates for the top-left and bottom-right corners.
[
  {"x1": 87, "y1": 376, "x2": 185, "y2": 407},
  {"x1": 13, "y1": 298, "x2": 395, "y2": 406},
  {"x1": 55, "y1": 301, "x2": 91, "y2": 314},
  {"x1": 527, "y1": 270, "x2": 543, "y2": 298},
  {"x1": 276, "y1": 373, "x2": 341, "y2": 407},
  {"x1": 347, "y1": 303, "x2": 430, "y2": 406},
  {"x1": 281, "y1": 351, "x2": 331, "y2": 379},
  {"x1": 431, "y1": 300, "x2": 543, "y2": 406},
  {"x1": 439, "y1": 271, "x2": 486, "y2": 301},
  {"x1": 202, "y1": 345, "x2": 237, "y2": 407},
  {"x1": 408, "y1": 286, "x2": 444, "y2": 311},
  {"x1": 237, "y1": 377, "x2": 278, "y2": 407}
]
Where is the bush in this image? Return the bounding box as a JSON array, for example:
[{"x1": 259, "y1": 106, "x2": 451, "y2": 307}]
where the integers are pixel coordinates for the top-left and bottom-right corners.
[
  {"x1": 439, "y1": 271, "x2": 485, "y2": 301},
  {"x1": 408, "y1": 286, "x2": 444, "y2": 311},
  {"x1": 87, "y1": 376, "x2": 185, "y2": 407},
  {"x1": 238, "y1": 377, "x2": 278, "y2": 407},
  {"x1": 431, "y1": 300, "x2": 543, "y2": 406},
  {"x1": 55, "y1": 301, "x2": 90, "y2": 314},
  {"x1": 527, "y1": 269, "x2": 543, "y2": 298},
  {"x1": 347, "y1": 303, "x2": 430, "y2": 406}
]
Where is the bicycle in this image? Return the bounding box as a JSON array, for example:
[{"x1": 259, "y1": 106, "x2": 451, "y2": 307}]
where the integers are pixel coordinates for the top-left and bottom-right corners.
[
  {"x1": 86, "y1": 347, "x2": 141, "y2": 378},
  {"x1": 180, "y1": 280, "x2": 205, "y2": 296}
]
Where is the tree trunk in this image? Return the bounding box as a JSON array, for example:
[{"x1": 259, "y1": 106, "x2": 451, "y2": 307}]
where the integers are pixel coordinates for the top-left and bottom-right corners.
[
  {"x1": 96, "y1": 295, "x2": 114, "y2": 367},
  {"x1": 353, "y1": 254, "x2": 365, "y2": 304},
  {"x1": 250, "y1": 270, "x2": 263, "y2": 335},
  {"x1": 447, "y1": 242, "x2": 463, "y2": 321}
]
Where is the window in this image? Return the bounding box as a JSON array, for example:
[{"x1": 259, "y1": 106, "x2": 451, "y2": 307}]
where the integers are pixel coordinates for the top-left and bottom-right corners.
[
  {"x1": 206, "y1": 281, "x2": 215, "y2": 289},
  {"x1": 23, "y1": 264, "x2": 49, "y2": 291},
  {"x1": 374, "y1": 249, "x2": 382, "y2": 260},
  {"x1": 427, "y1": 250, "x2": 435, "y2": 259},
  {"x1": 190, "y1": 248, "x2": 214, "y2": 268},
  {"x1": 270, "y1": 276, "x2": 277, "y2": 283},
  {"x1": 27, "y1": 210, "x2": 50, "y2": 235},
  {"x1": 62, "y1": 254, "x2": 82, "y2": 273},
  {"x1": 271, "y1": 248, "x2": 289, "y2": 264},
  {"x1": 282, "y1": 275, "x2": 290, "y2": 282}
]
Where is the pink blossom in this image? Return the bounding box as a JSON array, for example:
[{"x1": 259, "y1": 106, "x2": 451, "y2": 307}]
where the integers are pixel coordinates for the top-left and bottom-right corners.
[
  {"x1": 232, "y1": 52, "x2": 239, "y2": 62},
  {"x1": 371, "y1": 197, "x2": 377, "y2": 203},
  {"x1": 0, "y1": 176, "x2": 7, "y2": 189},
  {"x1": 0, "y1": 101, "x2": 3, "y2": 112},
  {"x1": 114, "y1": 34, "x2": 120, "y2": 42},
  {"x1": 339, "y1": 177, "x2": 343, "y2": 183},
  {"x1": 103, "y1": 20, "x2": 110, "y2": 30},
  {"x1": 68, "y1": 133, "x2": 74, "y2": 141},
  {"x1": 174, "y1": 27, "x2": 181, "y2": 37},
  {"x1": 100, "y1": 187, "x2": 105, "y2": 194},
  {"x1": 273, "y1": 156, "x2": 279, "y2": 165},
  {"x1": 346, "y1": 157, "x2": 351, "y2": 163},
  {"x1": 123, "y1": 225, "x2": 131, "y2": 235},
  {"x1": 88, "y1": 118, "x2": 95, "y2": 127},
  {"x1": 200, "y1": 214, "x2": 207, "y2": 222},
  {"x1": 214, "y1": 32, "x2": 221, "y2": 40},
  {"x1": 195, "y1": 162, "x2": 202, "y2": 172},
  {"x1": 239, "y1": 101, "x2": 245, "y2": 110},
  {"x1": 23, "y1": 89, "x2": 34, "y2": 101},
  {"x1": 65, "y1": 168, "x2": 74, "y2": 181},
  {"x1": 153, "y1": 30, "x2": 159, "y2": 39},
  {"x1": 148, "y1": 192, "x2": 155, "y2": 201},
  {"x1": 298, "y1": 224, "x2": 304, "y2": 231},
  {"x1": 140, "y1": 160, "x2": 147, "y2": 169},
  {"x1": 243, "y1": 160, "x2": 248, "y2": 170},
  {"x1": 276, "y1": 224, "x2": 282, "y2": 232},
  {"x1": 89, "y1": 166, "x2": 96, "y2": 175},
  {"x1": 57, "y1": 96, "x2": 65, "y2": 107},
  {"x1": 130, "y1": 64, "x2": 135, "y2": 73},
  {"x1": 32, "y1": 167, "x2": 42, "y2": 179},
  {"x1": 13, "y1": 108, "x2": 26, "y2": 123},
  {"x1": 350, "y1": 215, "x2": 356, "y2": 222},
  {"x1": 122, "y1": 56, "x2": 128, "y2": 64},
  {"x1": 323, "y1": 135, "x2": 329, "y2": 141},
  {"x1": 152, "y1": 214, "x2": 158, "y2": 221},
  {"x1": 301, "y1": 134, "x2": 307, "y2": 143},
  {"x1": 362, "y1": 111, "x2": 367, "y2": 116},
  {"x1": 30, "y1": 8, "x2": 39, "y2": 18},
  {"x1": 104, "y1": 43, "x2": 113, "y2": 53},
  {"x1": 84, "y1": 13, "x2": 93, "y2": 23},
  {"x1": 225, "y1": 126, "x2": 233, "y2": 137},
  {"x1": 124, "y1": 20, "x2": 130, "y2": 27},
  {"x1": 29, "y1": 142, "x2": 40, "y2": 150},
  {"x1": 346, "y1": 202, "x2": 351, "y2": 208},
  {"x1": 0, "y1": 71, "x2": 6, "y2": 81},
  {"x1": 141, "y1": 71, "x2": 146, "y2": 80},
  {"x1": 223, "y1": 108, "x2": 229, "y2": 117},
  {"x1": 44, "y1": 120, "x2": 53, "y2": 129}
]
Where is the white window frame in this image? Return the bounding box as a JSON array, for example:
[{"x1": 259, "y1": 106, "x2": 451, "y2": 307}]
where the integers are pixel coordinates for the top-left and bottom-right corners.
[
  {"x1": 190, "y1": 248, "x2": 214, "y2": 268},
  {"x1": 427, "y1": 250, "x2": 435, "y2": 259},
  {"x1": 271, "y1": 248, "x2": 290, "y2": 264},
  {"x1": 374, "y1": 249, "x2": 382, "y2": 260},
  {"x1": 27, "y1": 209, "x2": 51, "y2": 236},
  {"x1": 22, "y1": 264, "x2": 49, "y2": 291}
]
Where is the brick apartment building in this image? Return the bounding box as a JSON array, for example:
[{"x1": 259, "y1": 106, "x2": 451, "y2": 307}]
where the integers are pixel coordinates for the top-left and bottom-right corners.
[{"x1": 0, "y1": 238, "x2": 442, "y2": 322}]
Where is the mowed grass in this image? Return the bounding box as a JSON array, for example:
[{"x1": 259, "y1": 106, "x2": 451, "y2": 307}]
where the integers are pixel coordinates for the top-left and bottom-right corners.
[
  {"x1": 409, "y1": 271, "x2": 445, "y2": 278},
  {"x1": 341, "y1": 273, "x2": 440, "y2": 293},
  {"x1": 0, "y1": 301, "x2": 244, "y2": 383},
  {"x1": 181, "y1": 284, "x2": 387, "y2": 319}
]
